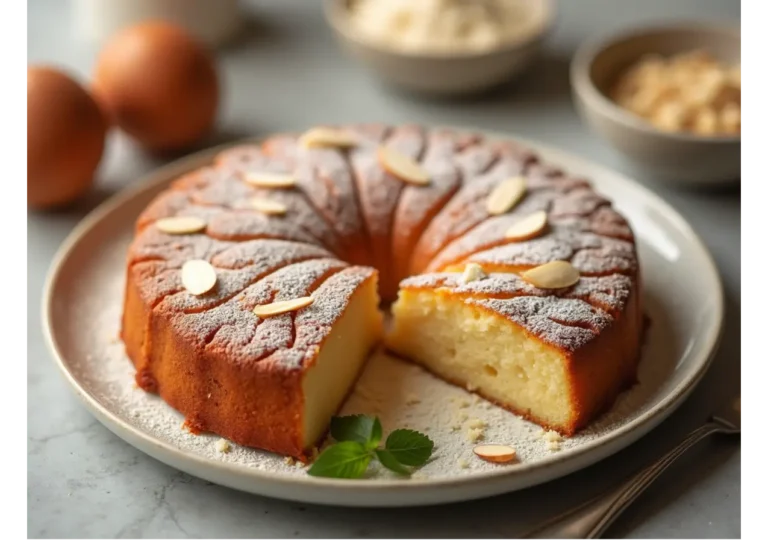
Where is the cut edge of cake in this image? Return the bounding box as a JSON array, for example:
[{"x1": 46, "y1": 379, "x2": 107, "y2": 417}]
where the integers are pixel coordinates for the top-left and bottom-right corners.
[
  {"x1": 122, "y1": 264, "x2": 383, "y2": 459},
  {"x1": 386, "y1": 277, "x2": 642, "y2": 435},
  {"x1": 301, "y1": 272, "x2": 383, "y2": 448}
]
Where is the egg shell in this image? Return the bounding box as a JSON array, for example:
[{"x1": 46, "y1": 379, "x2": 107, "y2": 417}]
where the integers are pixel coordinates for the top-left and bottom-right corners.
[
  {"x1": 93, "y1": 21, "x2": 219, "y2": 151},
  {"x1": 27, "y1": 66, "x2": 107, "y2": 210}
]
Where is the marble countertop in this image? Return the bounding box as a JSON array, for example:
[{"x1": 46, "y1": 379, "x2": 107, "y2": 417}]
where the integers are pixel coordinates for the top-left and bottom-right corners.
[{"x1": 28, "y1": 0, "x2": 740, "y2": 537}]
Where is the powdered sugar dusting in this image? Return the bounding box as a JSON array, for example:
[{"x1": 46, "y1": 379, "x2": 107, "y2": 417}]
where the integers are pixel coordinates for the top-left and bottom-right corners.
[
  {"x1": 211, "y1": 239, "x2": 332, "y2": 270},
  {"x1": 129, "y1": 226, "x2": 235, "y2": 268},
  {"x1": 164, "y1": 259, "x2": 350, "y2": 367},
  {"x1": 524, "y1": 163, "x2": 590, "y2": 192},
  {"x1": 471, "y1": 296, "x2": 610, "y2": 351},
  {"x1": 463, "y1": 235, "x2": 575, "y2": 269},
  {"x1": 426, "y1": 183, "x2": 636, "y2": 274},
  {"x1": 189, "y1": 173, "x2": 345, "y2": 255},
  {"x1": 425, "y1": 191, "x2": 553, "y2": 270},
  {"x1": 585, "y1": 207, "x2": 634, "y2": 240},
  {"x1": 392, "y1": 131, "x2": 463, "y2": 275},
  {"x1": 454, "y1": 141, "x2": 498, "y2": 176},
  {"x1": 571, "y1": 247, "x2": 637, "y2": 275},
  {"x1": 400, "y1": 272, "x2": 632, "y2": 314},
  {"x1": 463, "y1": 228, "x2": 636, "y2": 276},
  {"x1": 104, "y1": 125, "x2": 651, "y2": 480},
  {"x1": 259, "y1": 129, "x2": 370, "y2": 242},
  {"x1": 54, "y1": 123, "x2": 710, "y2": 488},
  {"x1": 350, "y1": 125, "x2": 426, "y2": 239},
  {"x1": 206, "y1": 211, "x2": 319, "y2": 245},
  {"x1": 82, "y1": 299, "x2": 669, "y2": 480},
  {"x1": 397, "y1": 270, "x2": 635, "y2": 350},
  {"x1": 238, "y1": 258, "x2": 348, "y2": 311},
  {"x1": 213, "y1": 143, "x2": 266, "y2": 170},
  {"x1": 85, "y1": 251, "x2": 648, "y2": 475},
  {"x1": 413, "y1": 153, "x2": 529, "y2": 267},
  {"x1": 290, "y1": 267, "x2": 376, "y2": 367}
]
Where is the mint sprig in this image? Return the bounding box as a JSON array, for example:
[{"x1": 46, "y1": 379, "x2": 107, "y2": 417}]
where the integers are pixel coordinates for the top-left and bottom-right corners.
[
  {"x1": 330, "y1": 414, "x2": 382, "y2": 448},
  {"x1": 385, "y1": 429, "x2": 435, "y2": 466},
  {"x1": 305, "y1": 441, "x2": 372, "y2": 479},
  {"x1": 374, "y1": 449, "x2": 411, "y2": 475},
  {"x1": 308, "y1": 415, "x2": 434, "y2": 479}
]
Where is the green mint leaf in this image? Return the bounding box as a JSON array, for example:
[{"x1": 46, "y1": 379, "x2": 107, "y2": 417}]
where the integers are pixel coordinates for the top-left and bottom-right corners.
[
  {"x1": 374, "y1": 449, "x2": 411, "y2": 476},
  {"x1": 330, "y1": 415, "x2": 381, "y2": 448},
  {"x1": 370, "y1": 417, "x2": 382, "y2": 448},
  {"x1": 307, "y1": 442, "x2": 372, "y2": 479},
  {"x1": 385, "y1": 429, "x2": 435, "y2": 467}
]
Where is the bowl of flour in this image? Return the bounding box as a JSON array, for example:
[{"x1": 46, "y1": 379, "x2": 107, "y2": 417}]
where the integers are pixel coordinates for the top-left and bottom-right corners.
[{"x1": 324, "y1": 0, "x2": 556, "y2": 96}]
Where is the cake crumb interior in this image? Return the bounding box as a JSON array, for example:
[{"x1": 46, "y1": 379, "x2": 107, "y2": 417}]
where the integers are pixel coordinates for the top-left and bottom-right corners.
[
  {"x1": 388, "y1": 289, "x2": 572, "y2": 429},
  {"x1": 301, "y1": 277, "x2": 383, "y2": 447}
]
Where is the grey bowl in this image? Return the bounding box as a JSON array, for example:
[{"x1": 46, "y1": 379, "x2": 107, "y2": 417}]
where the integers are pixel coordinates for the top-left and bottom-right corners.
[
  {"x1": 570, "y1": 23, "x2": 740, "y2": 185},
  {"x1": 324, "y1": 0, "x2": 555, "y2": 97}
]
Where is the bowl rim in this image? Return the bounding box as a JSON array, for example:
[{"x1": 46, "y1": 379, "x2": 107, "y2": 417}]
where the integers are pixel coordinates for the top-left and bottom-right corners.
[
  {"x1": 323, "y1": 0, "x2": 556, "y2": 60},
  {"x1": 570, "y1": 20, "x2": 741, "y2": 144}
]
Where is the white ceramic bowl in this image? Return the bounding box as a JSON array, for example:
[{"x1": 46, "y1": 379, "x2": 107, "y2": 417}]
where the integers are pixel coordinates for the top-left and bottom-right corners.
[
  {"x1": 571, "y1": 23, "x2": 740, "y2": 185},
  {"x1": 324, "y1": 0, "x2": 555, "y2": 96}
]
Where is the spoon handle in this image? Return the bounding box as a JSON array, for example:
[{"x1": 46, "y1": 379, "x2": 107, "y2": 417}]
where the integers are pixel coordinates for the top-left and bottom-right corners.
[{"x1": 523, "y1": 421, "x2": 731, "y2": 538}]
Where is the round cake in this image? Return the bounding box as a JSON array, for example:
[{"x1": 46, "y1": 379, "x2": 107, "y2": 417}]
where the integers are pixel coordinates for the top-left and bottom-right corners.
[{"x1": 122, "y1": 124, "x2": 643, "y2": 459}]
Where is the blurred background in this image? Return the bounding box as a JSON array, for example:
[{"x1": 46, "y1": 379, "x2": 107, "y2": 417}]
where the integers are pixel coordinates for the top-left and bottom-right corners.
[
  {"x1": 28, "y1": 0, "x2": 740, "y2": 208},
  {"x1": 28, "y1": 0, "x2": 740, "y2": 538}
]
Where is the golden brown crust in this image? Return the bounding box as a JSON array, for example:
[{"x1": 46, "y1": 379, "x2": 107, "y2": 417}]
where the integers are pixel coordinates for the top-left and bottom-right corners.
[
  {"x1": 123, "y1": 262, "x2": 379, "y2": 459},
  {"x1": 122, "y1": 124, "x2": 644, "y2": 455}
]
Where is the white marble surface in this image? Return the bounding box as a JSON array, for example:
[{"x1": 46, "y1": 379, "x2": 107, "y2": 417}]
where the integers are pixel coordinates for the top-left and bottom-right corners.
[{"x1": 28, "y1": 0, "x2": 740, "y2": 537}]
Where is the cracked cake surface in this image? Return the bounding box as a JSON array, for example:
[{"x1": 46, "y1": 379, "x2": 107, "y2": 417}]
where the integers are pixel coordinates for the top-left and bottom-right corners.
[{"x1": 121, "y1": 124, "x2": 642, "y2": 457}]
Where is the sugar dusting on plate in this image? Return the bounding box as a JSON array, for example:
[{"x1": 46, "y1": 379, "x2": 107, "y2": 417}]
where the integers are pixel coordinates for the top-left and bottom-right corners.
[{"x1": 76, "y1": 263, "x2": 672, "y2": 481}]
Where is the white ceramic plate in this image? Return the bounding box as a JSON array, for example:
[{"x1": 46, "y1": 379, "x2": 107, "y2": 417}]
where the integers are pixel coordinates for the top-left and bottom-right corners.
[{"x1": 42, "y1": 129, "x2": 723, "y2": 507}]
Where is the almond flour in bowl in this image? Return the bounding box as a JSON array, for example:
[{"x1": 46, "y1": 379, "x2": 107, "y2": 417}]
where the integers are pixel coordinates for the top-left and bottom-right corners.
[
  {"x1": 324, "y1": 0, "x2": 555, "y2": 95},
  {"x1": 345, "y1": 0, "x2": 549, "y2": 55}
]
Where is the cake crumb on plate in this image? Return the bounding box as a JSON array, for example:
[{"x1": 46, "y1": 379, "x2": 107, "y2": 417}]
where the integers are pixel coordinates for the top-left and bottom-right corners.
[
  {"x1": 541, "y1": 430, "x2": 563, "y2": 443},
  {"x1": 215, "y1": 438, "x2": 231, "y2": 454},
  {"x1": 467, "y1": 418, "x2": 487, "y2": 429},
  {"x1": 467, "y1": 427, "x2": 484, "y2": 443}
]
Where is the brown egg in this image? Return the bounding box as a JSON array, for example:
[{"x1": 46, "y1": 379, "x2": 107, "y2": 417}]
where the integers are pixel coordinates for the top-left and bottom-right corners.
[
  {"x1": 93, "y1": 21, "x2": 219, "y2": 151},
  {"x1": 28, "y1": 66, "x2": 107, "y2": 210}
]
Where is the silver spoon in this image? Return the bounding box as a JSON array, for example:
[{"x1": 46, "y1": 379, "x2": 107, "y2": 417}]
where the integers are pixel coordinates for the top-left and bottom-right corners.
[{"x1": 522, "y1": 398, "x2": 741, "y2": 538}]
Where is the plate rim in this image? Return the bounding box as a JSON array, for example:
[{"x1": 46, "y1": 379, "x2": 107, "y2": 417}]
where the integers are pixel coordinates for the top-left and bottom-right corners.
[{"x1": 41, "y1": 128, "x2": 724, "y2": 505}]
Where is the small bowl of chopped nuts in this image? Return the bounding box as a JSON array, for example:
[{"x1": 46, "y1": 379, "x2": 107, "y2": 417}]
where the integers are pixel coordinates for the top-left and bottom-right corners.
[
  {"x1": 571, "y1": 23, "x2": 740, "y2": 185},
  {"x1": 324, "y1": 0, "x2": 556, "y2": 96}
]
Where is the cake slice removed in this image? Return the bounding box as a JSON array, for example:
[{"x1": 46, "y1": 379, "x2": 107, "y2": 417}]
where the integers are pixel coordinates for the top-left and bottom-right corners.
[
  {"x1": 125, "y1": 261, "x2": 383, "y2": 459},
  {"x1": 299, "y1": 268, "x2": 384, "y2": 450},
  {"x1": 386, "y1": 272, "x2": 642, "y2": 435}
]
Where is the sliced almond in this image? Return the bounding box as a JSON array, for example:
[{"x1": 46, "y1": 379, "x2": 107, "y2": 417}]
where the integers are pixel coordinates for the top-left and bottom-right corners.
[
  {"x1": 243, "y1": 171, "x2": 296, "y2": 189},
  {"x1": 181, "y1": 260, "x2": 217, "y2": 296},
  {"x1": 520, "y1": 260, "x2": 580, "y2": 289},
  {"x1": 505, "y1": 210, "x2": 548, "y2": 241},
  {"x1": 378, "y1": 146, "x2": 430, "y2": 186},
  {"x1": 253, "y1": 296, "x2": 314, "y2": 317},
  {"x1": 251, "y1": 197, "x2": 287, "y2": 216},
  {"x1": 460, "y1": 263, "x2": 487, "y2": 284},
  {"x1": 486, "y1": 176, "x2": 527, "y2": 215},
  {"x1": 156, "y1": 216, "x2": 206, "y2": 235},
  {"x1": 299, "y1": 127, "x2": 357, "y2": 149},
  {"x1": 473, "y1": 444, "x2": 517, "y2": 464}
]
